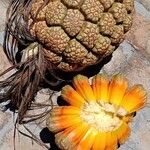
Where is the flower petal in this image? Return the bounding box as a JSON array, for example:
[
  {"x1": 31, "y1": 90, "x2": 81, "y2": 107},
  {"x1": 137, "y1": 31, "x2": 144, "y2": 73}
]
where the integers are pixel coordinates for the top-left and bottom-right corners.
[
  {"x1": 61, "y1": 85, "x2": 85, "y2": 107},
  {"x1": 92, "y1": 74, "x2": 109, "y2": 102},
  {"x1": 109, "y1": 74, "x2": 128, "y2": 106},
  {"x1": 47, "y1": 114, "x2": 81, "y2": 133},
  {"x1": 50, "y1": 106, "x2": 80, "y2": 116},
  {"x1": 76, "y1": 127, "x2": 97, "y2": 150},
  {"x1": 120, "y1": 85, "x2": 147, "y2": 113},
  {"x1": 92, "y1": 132, "x2": 106, "y2": 150},
  {"x1": 55, "y1": 122, "x2": 89, "y2": 149},
  {"x1": 105, "y1": 132, "x2": 117, "y2": 150},
  {"x1": 73, "y1": 75, "x2": 96, "y2": 102},
  {"x1": 55, "y1": 125, "x2": 78, "y2": 150},
  {"x1": 114, "y1": 122, "x2": 131, "y2": 144}
]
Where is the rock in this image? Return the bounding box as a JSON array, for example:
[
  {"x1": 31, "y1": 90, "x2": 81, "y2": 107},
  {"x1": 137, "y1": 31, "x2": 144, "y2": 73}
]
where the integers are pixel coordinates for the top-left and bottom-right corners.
[
  {"x1": 122, "y1": 52, "x2": 150, "y2": 100},
  {"x1": 125, "y1": 13, "x2": 150, "y2": 59},
  {"x1": 103, "y1": 41, "x2": 135, "y2": 75},
  {"x1": 0, "y1": 125, "x2": 47, "y2": 150},
  {"x1": 136, "y1": 0, "x2": 150, "y2": 11},
  {"x1": 0, "y1": 45, "x2": 10, "y2": 71},
  {"x1": 0, "y1": 111, "x2": 11, "y2": 129},
  {"x1": 0, "y1": 44, "x2": 11, "y2": 80},
  {"x1": 138, "y1": 130, "x2": 150, "y2": 150},
  {"x1": 0, "y1": 0, "x2": 10, "y2": 31}
]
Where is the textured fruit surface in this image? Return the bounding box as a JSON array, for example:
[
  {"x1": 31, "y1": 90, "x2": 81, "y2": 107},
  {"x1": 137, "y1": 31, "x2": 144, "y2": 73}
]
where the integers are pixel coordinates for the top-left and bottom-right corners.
[
  {"x1": 29, "y1": 0, "x2": 134, "y2": 71},
  {"x1": 47, "y1": 73, "x2": 147, "y2": 150}
]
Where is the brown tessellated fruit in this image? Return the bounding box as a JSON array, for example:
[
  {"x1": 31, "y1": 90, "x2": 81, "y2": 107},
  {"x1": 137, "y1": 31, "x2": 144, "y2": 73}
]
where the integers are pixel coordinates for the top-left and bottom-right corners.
[{"x1": 28, "y1": 0, "x2": 134, "y2": 71}]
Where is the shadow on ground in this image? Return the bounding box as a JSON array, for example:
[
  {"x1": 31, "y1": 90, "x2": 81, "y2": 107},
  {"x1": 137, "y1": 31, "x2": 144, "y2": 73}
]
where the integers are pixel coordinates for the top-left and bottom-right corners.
[
  {"x1": 40, "y1": 127, "x2": 60, "y2": 150},
  {"x1": 43, "y1": 54, "x2": 113, "y2": 92}
]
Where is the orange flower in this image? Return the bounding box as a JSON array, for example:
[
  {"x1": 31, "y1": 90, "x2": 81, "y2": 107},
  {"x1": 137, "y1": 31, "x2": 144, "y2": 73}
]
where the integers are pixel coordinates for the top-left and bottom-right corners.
[{"x1": 47, "y1": 74, "x2": 147, "y2": 150}]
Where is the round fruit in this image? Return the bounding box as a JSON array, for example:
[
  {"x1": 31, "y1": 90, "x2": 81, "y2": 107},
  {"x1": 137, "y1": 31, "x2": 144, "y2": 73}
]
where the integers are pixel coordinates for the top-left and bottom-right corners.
[{"x1": 28, "y1": 0, "x2": 134, "y2": 71}]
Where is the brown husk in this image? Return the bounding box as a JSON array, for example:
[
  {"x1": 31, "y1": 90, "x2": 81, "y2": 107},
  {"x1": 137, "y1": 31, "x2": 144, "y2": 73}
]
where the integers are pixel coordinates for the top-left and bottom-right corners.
[{"x1": 0, "y1": 0, "x2": 62, "y2": 123}]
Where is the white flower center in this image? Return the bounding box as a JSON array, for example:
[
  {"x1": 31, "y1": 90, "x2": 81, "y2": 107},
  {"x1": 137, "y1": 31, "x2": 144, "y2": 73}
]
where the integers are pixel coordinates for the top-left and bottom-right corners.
[{"x1": 80, "y1": 102, "x2": 123, "y2": 132}]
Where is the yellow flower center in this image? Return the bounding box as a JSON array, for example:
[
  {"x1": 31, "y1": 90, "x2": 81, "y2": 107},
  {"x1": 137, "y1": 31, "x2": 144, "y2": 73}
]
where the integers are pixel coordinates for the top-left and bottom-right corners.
[{"x1": 80, "y1": 102, "x2": 123, "y2": 132}]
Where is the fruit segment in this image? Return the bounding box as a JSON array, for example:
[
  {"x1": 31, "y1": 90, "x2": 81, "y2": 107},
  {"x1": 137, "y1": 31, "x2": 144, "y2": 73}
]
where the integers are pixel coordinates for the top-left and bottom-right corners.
[
  {"x1": 92, "y1": 74, "x2": 109, "y2": 102},
  {"x1": 114, "y1": 122, "x2": 131, "y2": 144},
  {"x1": 55, "y1": 122, "x2": 90, "y2": 150},
  {"x1": 121, "y1": 85, "x2": 147, "y2": 113},
  {"x1": 92, "y1": 132, "x2": 106, "y2": 150},
  {"x1": 109, "y1": 74, "x2": 128, "y2": 106},
  {"x1": 76, "y1": 127, "x2": 97, "y2": 150},
  {"x1": 47, "y1": 115, "x2": 81, "y2": 133},
  {"x1": 50, "y1": 106, "x2": 80, "y2": 116},
  {"x1": 73, "y1": 75, "x2": 96, "y2": 102},
  {"x1": 61, "y1": 85, "x2": 85, "y2": 107},
  {"x1": 105, "y1": 132, "x2": 117, "y2": 150}
]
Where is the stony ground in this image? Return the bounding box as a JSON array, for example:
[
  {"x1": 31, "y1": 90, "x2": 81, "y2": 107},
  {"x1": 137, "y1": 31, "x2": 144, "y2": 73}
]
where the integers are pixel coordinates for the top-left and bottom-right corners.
[{"x1": 0, "y1": 0, "x2": 150, "y2": 150}]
